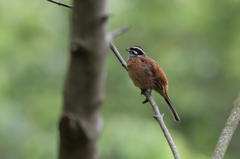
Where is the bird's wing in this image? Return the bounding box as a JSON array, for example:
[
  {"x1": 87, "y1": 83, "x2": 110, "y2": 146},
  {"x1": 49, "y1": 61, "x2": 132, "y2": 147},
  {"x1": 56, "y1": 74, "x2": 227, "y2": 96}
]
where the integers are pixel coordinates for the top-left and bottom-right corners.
[{"x1": 142, "y1": 59, "x2": 164, "y2": 91}]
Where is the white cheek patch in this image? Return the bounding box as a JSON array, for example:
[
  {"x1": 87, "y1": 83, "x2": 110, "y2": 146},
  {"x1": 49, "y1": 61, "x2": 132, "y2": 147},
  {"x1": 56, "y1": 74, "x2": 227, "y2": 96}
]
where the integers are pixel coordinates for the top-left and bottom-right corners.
[{"x1": 132, "y1": 50, "x2": 138, "y2": 55}]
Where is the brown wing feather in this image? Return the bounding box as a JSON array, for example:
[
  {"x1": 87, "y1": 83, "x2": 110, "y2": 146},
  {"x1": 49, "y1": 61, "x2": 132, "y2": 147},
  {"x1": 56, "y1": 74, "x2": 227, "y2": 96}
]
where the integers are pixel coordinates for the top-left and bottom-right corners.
[
  {"x1": 144, "y1": 58, "x2": 181, "y2": 122},
  {"x1": 143, "y1": 57, "x2": 168, "y2": 96}
]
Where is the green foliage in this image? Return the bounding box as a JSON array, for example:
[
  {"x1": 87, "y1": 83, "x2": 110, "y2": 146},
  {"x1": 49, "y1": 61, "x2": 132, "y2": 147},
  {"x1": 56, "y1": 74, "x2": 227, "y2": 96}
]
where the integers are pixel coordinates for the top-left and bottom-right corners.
[{"x1": 0, "y1": 0, "x2": 240, "y2": 158}]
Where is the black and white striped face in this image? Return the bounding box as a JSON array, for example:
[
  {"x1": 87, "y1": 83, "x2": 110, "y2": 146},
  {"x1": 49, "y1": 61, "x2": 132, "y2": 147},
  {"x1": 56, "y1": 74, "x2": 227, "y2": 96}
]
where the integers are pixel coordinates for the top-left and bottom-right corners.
[{"x1": 125, "y1": 46, "x2": 147, "y2": 59}]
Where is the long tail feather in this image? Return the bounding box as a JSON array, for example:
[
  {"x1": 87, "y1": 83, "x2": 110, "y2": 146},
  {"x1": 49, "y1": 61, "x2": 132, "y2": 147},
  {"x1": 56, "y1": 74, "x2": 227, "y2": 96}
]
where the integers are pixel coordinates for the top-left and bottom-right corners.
[{"x1": 164, "y1": 96, "x2": 181, "y2": 122}]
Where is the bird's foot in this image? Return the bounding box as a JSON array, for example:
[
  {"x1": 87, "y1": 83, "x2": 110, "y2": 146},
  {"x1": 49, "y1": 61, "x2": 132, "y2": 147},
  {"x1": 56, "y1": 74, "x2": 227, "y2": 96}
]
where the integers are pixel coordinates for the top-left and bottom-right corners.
[
  {"x1": 141, "y1": 89, "x2": 150, "y2": 104},
  {"x1": 142, "y1": 98, "x2": 149, "y2": 104}
]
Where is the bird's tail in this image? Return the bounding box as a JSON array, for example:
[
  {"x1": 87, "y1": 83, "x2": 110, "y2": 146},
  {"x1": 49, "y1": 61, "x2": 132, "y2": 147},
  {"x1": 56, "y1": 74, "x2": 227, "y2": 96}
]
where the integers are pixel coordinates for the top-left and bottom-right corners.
[{"x1": 164, "y1": 96, "x2": 181, "y2": 122}]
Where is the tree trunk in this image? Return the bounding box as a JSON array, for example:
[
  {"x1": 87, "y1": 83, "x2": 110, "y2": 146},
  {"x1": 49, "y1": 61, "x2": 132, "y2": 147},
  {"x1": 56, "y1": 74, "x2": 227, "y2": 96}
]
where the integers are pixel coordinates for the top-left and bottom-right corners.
[{"x1": 57, "y1": 0, "x2": 108, "y2": 159}]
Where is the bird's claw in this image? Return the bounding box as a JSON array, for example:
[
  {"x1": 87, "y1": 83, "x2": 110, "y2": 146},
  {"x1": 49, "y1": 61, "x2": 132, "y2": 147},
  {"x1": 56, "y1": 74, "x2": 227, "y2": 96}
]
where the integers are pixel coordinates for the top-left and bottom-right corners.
[
  {"x1": 141, "y1": 89, "x2": 150, "y2": 104},
  {"x1": 142, "y1": 98, "x2": 149, "y2": 104}
]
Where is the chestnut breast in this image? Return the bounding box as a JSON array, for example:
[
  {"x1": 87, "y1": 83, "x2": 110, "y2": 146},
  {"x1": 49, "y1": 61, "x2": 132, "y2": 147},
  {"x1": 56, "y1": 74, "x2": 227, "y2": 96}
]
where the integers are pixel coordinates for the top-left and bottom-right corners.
[{"x1": 127, "y1": 57, "x2": 168, "y2": 93}]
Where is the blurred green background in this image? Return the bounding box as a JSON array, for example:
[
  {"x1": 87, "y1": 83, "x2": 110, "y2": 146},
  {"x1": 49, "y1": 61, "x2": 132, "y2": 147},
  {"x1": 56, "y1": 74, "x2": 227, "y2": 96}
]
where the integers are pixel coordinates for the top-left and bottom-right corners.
[{"x1": 0, "y1": 0, "x2": 240, "y2": 158}]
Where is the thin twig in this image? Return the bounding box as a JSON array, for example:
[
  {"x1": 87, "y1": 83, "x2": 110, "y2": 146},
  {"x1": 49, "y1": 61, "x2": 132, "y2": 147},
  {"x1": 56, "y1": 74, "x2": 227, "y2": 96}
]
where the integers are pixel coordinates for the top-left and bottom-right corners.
[
  {"x1": 47, "y1": 0, "x2": 73, "y2": 8},
  {"x1": 111, "y1": 25, "x2": 130, "y2": 38},
  {"x1": 109, "y1": 26, "x2": 130, "y2": 72},
  {"x1": 211, "y1": 91, "x2": 240, "y2": 159},
  {"x1": 144, "y1": 91, "x2": 181, "y2": 159},
  {"x1": 110, "y1": 42, "x2": 128, "y2": 71},
  {"x1": 110, "y1": 42, "x2": 181, "y2": 159}
]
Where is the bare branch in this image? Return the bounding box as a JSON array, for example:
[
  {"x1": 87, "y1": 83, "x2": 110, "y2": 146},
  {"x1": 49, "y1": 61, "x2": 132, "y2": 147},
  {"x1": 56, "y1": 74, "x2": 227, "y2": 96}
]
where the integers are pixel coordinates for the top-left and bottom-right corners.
[
  {"x1": 211, "y1": 91, "x2": 240, "y2": 159},
  {"x1": 110, "y1": 43, "x2": 181, "y2": 159},
  {"x1": 111, "y1": 25, "x2": 130, "y2": 38},
  {"x1": 110, "y1": 42, "x2": 128, "y2": 71},
  {"x1": 144, "y1": 90, "x2": 181, "y2": 159},
  {"x1": 47, "y1": 0, "x2": 73, "y2": 8}
]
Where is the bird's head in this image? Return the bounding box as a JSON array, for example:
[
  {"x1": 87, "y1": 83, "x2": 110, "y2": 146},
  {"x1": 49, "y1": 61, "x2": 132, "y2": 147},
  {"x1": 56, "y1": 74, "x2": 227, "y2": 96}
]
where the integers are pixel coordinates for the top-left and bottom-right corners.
[{"x1": 125, "y1": 46, "x2": 147, "y2": 59}]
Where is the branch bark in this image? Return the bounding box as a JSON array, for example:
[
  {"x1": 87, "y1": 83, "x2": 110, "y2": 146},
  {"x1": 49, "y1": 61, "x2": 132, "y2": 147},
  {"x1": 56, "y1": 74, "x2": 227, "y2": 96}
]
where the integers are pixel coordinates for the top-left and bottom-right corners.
[
  {"x1": 211, "y1": 91, "x2": 240, "y2": 159},
  {"x1": 57, "y1": 0, "x2": 108, "y2": 159}
]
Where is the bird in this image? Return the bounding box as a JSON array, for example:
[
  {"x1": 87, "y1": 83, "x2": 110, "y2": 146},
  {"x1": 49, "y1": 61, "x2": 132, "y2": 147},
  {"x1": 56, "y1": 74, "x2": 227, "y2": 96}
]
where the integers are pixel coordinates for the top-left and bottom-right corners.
[{"x1": 125, "y1": 46, "x2": 181, "y2": 122}]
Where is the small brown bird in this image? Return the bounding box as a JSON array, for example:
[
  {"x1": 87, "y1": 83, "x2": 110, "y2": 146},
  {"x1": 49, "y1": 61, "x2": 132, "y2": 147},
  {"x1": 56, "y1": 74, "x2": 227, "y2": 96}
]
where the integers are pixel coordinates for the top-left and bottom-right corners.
[{"x1": 126, "y1": 46, "x2": 181, "y2": 122}]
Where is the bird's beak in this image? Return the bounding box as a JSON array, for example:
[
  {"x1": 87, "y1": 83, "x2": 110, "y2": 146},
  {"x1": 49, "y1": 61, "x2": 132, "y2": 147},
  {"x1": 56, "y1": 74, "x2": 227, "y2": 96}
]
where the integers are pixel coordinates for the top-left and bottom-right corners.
[{"x1": 125, "y1": 48, "x2": 131, "y2": 52}]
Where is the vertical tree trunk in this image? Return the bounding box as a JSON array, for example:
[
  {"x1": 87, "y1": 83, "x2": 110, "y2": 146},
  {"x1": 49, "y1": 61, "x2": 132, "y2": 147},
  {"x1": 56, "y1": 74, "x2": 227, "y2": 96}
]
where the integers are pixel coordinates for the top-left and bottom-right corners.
[{"x1": 57, "y1": 0, "x2": 108, "y2": 159}]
